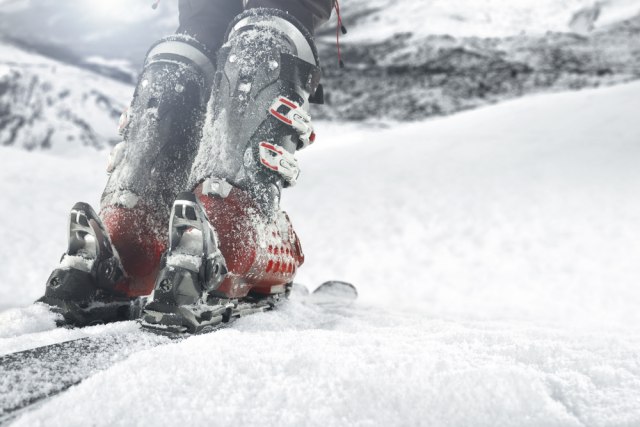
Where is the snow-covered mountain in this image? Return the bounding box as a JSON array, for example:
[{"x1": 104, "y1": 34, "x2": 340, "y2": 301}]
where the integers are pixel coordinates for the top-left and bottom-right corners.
[
  {"x1": 1, "y1": 80, "x2": 639, "y2": 425},
  {"x1": 315, "y1": 7, "x2": 640, "y2": 120},
  {"x1": 0, "y1": 41, "x2": 132, "y2": 152},
  {"x1": 0, "y1": 0, "x2": 178, "y2": 71},
  {"x1": 1, "y1": 0, "x2": 639, "y2": 132},
  {"x1": 323, "y1": 0, "x2": 640, "y2": 41}
]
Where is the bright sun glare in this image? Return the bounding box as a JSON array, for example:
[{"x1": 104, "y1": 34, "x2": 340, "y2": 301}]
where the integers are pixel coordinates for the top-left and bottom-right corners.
[{"x1": 82, "y1": 0, "x2": 156, "y2": 23}]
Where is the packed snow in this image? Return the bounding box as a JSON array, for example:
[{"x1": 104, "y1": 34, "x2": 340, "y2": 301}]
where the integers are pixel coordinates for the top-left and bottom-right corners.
[{"x1": 1, "y1": 81, "x2": 640, "y2": 425}]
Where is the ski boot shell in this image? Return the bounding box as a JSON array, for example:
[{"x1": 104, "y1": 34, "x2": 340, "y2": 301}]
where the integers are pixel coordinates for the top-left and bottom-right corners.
[
  {"x1": 101, "y1": 35, "x2": 216, "y2": 297},
  {"x1": 189, "y1": 7, "x2": 323, "y2": 206},
  {"x1": 188, "y1": 7, "x2": 318, "y2": 294},
  {"x1": 142, "y1": 9, "x2": 319, "y2": 333},
  {"x1": 194, "y1": 180, "x2": 305, "y2": 298},
  {"x1": 141, "y1": 188, "x2": 303, "y2": 334}
]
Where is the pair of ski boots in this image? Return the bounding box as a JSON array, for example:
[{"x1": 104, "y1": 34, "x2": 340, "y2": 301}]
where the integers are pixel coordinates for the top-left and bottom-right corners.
[{"x1": 39, "y1": 9, "x2": 323, "y2": 334}]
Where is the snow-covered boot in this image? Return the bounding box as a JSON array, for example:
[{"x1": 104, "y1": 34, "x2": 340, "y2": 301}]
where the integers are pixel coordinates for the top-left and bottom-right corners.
[
  {"x1": 142, "y1": 8, "x2": 321, "y2": 333},
  {"x1": 99, "y1": 35, "x2": 216, "y2": 298},
  {"x1": 40, "y1": 36, "x2": 216, "y2": 325},
  {"x1": 39, "y1": 203, "x2": 140, "y2": 325}
]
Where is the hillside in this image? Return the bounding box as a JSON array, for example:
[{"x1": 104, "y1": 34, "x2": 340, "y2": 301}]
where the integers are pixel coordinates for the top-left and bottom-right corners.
[{"x1": 0, "y1": 42, "x2": 132, "y2": 152}]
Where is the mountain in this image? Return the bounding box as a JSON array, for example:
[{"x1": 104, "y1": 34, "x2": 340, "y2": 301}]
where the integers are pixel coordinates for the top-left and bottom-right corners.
[
  {"x1": 0, "y1": 0, "x2": 639, "y2": 151},
  {"x1": 315, "y1": 10, "x2": 640, "y2": 120},
  {"x1": 0, "y1": 41, "x2": 132, "y2": 152}
]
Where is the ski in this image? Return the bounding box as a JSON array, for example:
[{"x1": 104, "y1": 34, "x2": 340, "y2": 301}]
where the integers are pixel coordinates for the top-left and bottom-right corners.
[
  {"x1": 0, "y1": 281, "x2": 356, "y2": 425},
  {"x1": 0, "y1": 328, "x2": 168, "y2": 426}
]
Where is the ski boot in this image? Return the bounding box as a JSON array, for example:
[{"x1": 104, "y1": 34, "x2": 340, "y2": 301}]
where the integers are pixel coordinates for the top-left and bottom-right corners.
[
  {"x1": 142, "y1": 188, "x2": 301, "y2": 334},
  {"x1": 100, "y1": 34, "x2": 216, "y2": 298},
  {"x1": 142, "y1": 8, "x2": 321, "y2": 334},
  {"x1": 40, "y1": 35, "x2": 216, "y2": 326},
  {"x1": 39, "y1": 203, "x2": 141, "y2": 326}
]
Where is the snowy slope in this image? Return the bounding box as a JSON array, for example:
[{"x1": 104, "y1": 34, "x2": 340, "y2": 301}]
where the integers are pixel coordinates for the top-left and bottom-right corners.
[
  {"x1": 292, "y1": 81, "x2": 640, "y2": 329},
  {"x1": 0, "y1": 0, "x2": 178, "y2": 68},
  {"x1": 330, "y1": 0, "x2": 640, "y2": 42},
  {"x1": 0, "y1": 42, "x2": 133, "y2": 152},
  {"x1": 1, "y1": 82, "x2": 640, "y2": 425}
]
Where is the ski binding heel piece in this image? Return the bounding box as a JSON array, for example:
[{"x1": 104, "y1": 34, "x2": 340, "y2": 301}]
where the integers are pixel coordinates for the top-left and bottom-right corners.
[{"x1": 41, "y1": 202, "x2": 131, "y2": 326}]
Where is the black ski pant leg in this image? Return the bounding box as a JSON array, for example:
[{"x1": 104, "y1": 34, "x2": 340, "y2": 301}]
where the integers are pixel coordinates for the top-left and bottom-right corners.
[
  {"x1": 178, "y1": 0, "x2": 333, "y2": 51},
  {"x1": 177, "y1": 0, "x2": 243, "y2": 59}
]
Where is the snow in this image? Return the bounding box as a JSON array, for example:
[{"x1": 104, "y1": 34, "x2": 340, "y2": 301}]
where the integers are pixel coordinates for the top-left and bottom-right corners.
[
  {"x1": 290, "y1": 81, "x2": 640, "y2": 330},
  {"x1": 0, "y1": 42, "x2": 133, "y2": 153},
  {"x1": 1, "y1": 81, "x2": 640, "y2": 425},
  {"x1": 336, "y1": 0, "x2": 640, "y2": 42}
]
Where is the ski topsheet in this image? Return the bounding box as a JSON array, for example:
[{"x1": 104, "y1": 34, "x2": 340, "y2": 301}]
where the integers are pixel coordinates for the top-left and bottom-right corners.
[
  {"x1": 0, "y1": 328, "x2": 169, "y2": 425},
  {"x1": 0, "y1": 281, "x2": 357, "y2": 424}
]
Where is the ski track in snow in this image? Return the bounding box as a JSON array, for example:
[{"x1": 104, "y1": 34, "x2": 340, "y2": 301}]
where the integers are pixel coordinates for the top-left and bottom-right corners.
[{"x1": 1, "y1": 82, "x2": 640, "y2": 425}]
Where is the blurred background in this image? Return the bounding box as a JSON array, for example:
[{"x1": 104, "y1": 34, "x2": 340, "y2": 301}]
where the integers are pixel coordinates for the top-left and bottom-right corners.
[{"x1": 1, "y1": 0, "x2": 639, "y2": 152}]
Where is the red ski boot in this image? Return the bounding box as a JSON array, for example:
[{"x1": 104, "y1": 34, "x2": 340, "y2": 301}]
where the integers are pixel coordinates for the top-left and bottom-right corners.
[
  {"x1": 142, "y1": 8, "x2": 322, "y2": 333},
  {"x1": 141, "y1": 185, "x2": 304, "y2": 333}
]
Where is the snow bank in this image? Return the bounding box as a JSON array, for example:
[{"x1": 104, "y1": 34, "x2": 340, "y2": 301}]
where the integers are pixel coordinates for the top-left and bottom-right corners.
[{"x1": 12, "y1": 301, "x2": 640, "y2": 427}]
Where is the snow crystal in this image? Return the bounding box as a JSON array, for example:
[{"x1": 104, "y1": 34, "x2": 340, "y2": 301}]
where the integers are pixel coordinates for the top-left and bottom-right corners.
[
  {"x1": 167, "y1": 253, "x2": 202, "y2": 271},
  {"x1": 59, "y1": 255, "x2": 94, "y2": 272}
]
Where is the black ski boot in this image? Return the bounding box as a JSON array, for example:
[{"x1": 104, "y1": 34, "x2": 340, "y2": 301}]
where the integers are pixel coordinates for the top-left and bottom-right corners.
[
  {"x1": 143, "y1": 8, "x2": 323, "y2": 334},
  {"x1": 39, "y1": 203, "x2": 142, "y2": 326}
]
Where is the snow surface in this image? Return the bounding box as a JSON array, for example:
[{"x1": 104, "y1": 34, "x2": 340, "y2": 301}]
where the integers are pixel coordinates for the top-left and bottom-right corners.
[
  {"x1": 0, "y1": 42, "x2": 133, "y2": 152},
  {"x1": 336, "y1": 0, "x2": 640, "y2": 42},
  {"x1": 1, "y1": 82, "x2": 640, "y2": 425}
]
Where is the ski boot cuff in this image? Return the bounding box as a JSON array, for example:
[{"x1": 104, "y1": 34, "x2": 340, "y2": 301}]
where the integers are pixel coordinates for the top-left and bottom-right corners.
[
  {"x1": 144, "y1": 35, "x2": 216, "y2": 88},
  {"x1": 225, "y1": 7, "x2": 320, "y2": 67}
]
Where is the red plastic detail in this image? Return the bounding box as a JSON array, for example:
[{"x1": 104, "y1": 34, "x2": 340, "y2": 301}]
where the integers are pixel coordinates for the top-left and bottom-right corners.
[
  {"x1": 280, "y1": 98, "x2": 298, "y2": 109},
  {"x1": 102, "y1": 205, "x2": 167, "y2": 297},
  {"x1": 260, "y1": 142, "x2": 283, "y2": 155},
  {"x1": 260, "y1": 158, "x2": 278, "y2": 171},
  {"x1": 310, "y1": 132, "x2": 316, "y2": 143},
  {"x1": 270, "y1": 109, "x2": 293, "y2": 125},
  {"x1": 192, "y1": 184, "x2": 305, "y2": 298}
]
